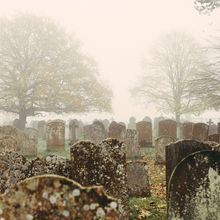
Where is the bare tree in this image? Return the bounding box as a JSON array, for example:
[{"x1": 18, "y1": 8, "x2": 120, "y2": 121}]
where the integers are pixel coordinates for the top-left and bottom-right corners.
[
  {"x1": 0, "y1": 15, "x2": 112, "y2": 129},
  {"x1": 132, "y1": 31, "x2": 215, "y2": 137}
]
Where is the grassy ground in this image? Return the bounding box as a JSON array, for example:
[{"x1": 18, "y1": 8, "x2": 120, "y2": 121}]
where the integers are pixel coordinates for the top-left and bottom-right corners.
[{"x1": 35, "y1": 140, "x2": 167, "y2": 219}]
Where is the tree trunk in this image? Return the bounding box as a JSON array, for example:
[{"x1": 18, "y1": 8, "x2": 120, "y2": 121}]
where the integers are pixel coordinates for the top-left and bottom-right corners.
[
  {"x1": 18, "y1": 111, "x2": 27, "y2": 130},
  {"x1": 175, "y1": 113, "x2": 181, "y2": 139}
]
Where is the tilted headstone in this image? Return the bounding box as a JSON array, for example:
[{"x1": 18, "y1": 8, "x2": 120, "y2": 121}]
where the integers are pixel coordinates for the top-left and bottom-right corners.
[
  {"x1": 168, "y1": 150, "x2": 220, "y2": 220},
  {"x1": 158, "y1": 119, "x2": 177, "y2": 139},
  {"x1": 192, "y1": 122, "x2": 208, "y2": 141},
  {"x1": 166, "y1": 140, "x2": 214, "y2": 193},
  {"x1": 83, "y1": 120, "x2": 106, "y2": 144},
  {"x1": 46, "y1": 119, "x2": 65, "y2": 151},
  {"x1": 108, "y1": 121, "x2": 126, "y2": 141},
  {"x1": 0, "y1": 175, "x2": 119, "y2": 220},
  {"x1": 124, "y1": 129, "x2": 141, "y2": 159},
  {"x1": 208, "y1": 133, "x2": 220, "y2": 143},
  {"x1": 128, "y1": 116, "x2": 136, "y2": 130},
  {"x1": 181, "y1": 122, "x2": 194, "y2": 139},
  {"x1": 70, "y1": 140, "x2": 129, "y2": 219},
  {"x1": 37, "y1": 120, "x2": 46, "y2": 139},
  {"x1": 126, "y1": 160, "x2": 151, "y2": 197},
  {"x1": 136, "y1": 121, "x2": 152, "y2": 147},
  {"x1": 155, "y1": 135, "x2": 176, "y2": 164}
]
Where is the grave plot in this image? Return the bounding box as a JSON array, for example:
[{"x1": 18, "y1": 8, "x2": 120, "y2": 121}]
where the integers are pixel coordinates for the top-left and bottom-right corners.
[
  {"x1": 136, "y1": 121, "x2": 152, "y2": 148},
  {"x1": 46, "y1": 120, "x2": 65, "y2": 151},
  {"x1": 165, "y1": 140, "x2": 216, "y2": 192},
  {"x1": 70, "y1": 139, "x2": 129, "y2": 219},
  {"x1": 168, "y1": 150, "x2": 220, "y2": 220},
  {"x1": 126, "y1": 160, "x2": 151, "y2": 197},
  {"x1": 155, "y1": 135, "x2": 176, "y2": 164},
  {"x1": 0, "y1": 175, "x2": 119, "y2": 220}
]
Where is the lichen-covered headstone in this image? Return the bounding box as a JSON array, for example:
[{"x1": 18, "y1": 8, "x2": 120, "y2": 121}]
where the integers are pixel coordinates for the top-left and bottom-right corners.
[
  {"x1": 208, "y1": 133, "x2": 220, "y2": 143},
  {"x1": 192, "y1": 122, "x2": 208, "y2": 141},
  {"x1": 158, "y1": 119, "x2": 177, "y2": 139},
  {"x1": 0, "y1": 151, "x2": 32, "y2": 194},
  {"x1": 181, "y1": 122, "x2": 194, "y2": 139},
  {"x1": 0, "y1": 175, "x2": 119, "y2": 220},
  {"x1": 124, "y1": 129, "x2": 141, "y2": 159},
  {"x1": 155, "y1": 135, "x2": 176, "y2": 164},
  {"x1": 83, "y1": 120, "x2": 106, "y2": 144},
  {"x1": 46, "y1": 120, "x2": 65, "y2": 151},
  {"x1": 108, "y1": 121, "x2": 126, "y2": 141},
  {"x1": 168, "y1": 150, "x2": 220, "y2": 220},
  {"x1": 70, "y1": 140, "x2": 129, "y2": 219},
  {"x1": 126, "y1": 160, "x2": 151, "y2": 197},
  {"x1": 136, "y1": 121, "x2": 152, "y2": 147}
]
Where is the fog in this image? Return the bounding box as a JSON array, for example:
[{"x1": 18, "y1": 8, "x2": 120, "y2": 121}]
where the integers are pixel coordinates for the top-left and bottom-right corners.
[{"x1": 0, "y1": 0, "x2": 219, "y2": 123}]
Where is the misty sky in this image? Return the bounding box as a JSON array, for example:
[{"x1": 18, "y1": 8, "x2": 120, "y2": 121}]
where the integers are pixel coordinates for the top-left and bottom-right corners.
[{"x1": 0, "y1": 0, "x2": 220, "y2": 122}]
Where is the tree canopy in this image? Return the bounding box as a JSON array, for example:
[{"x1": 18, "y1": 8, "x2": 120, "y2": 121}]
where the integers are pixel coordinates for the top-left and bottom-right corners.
[
  {"x1": 131, "y1": 31, "x2": 218, "y2": 135},
  {"x1": 0, "y1": 15, "x2": 112, "y2": 129}
]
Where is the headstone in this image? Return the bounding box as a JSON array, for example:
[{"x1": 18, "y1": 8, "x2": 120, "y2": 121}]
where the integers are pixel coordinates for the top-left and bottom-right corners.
[
  {"x1": 46, "y1": 120, "x2": 65, "y2": 151},
  {"x1": 192, "y1": 122, "x2": 209, "y2": 141},
  {"x1": 23, "y1": 128, "x2": 38, "y2": 156},
  {"x1": 69, "y1": 119, "x2": 79, "y2": 142},
  {"x1": 154, "y1": 116, "x2": 165, "y2": 138},
  {"x1": 158, "y1": 119, "x2": 177, "y2": 139},
  {"x1": 136, "y1": 121, "x2": 152, "y2": 147},
  {"x1": 126, "y1": 160, "x2": 151, "y2": 197},
  {"x1": 155, "y1": 135, "x2": 176, "y2": 164},
  {"x1": 166, "y1": 140, "x2": 214, "y2": 193},
  {"x1": 0, "y1": 151, "x2": 32, "y2": 193},
  {"x1": 168, "y1": 150, "x2": 220, "y2": 219},
  {"x1": 70, "y1": 140, "x2": 129, "y2": 219},
  {"x1": 83, "y1": 120, "x2": 106, "y2": 144},
  {"x1": 124, "y1": 129, "x2": 141, "y2": 159},
  {"x1": 143, "y1": 116, "x2": 152, "y2": 123},
  {"x1": 102, "y1": 119, "x2": 110, "y2": 133},
  {"x1": 108, "y1": 121, "x2": 126, "y2": 141},
  {"x1": 181, "y1": 122, "x2": 194, "y2": 139},
  {"x1": 208, "y1": 133, "x2": 220, "y2": 143},
  {"x1": 128, "y1": 116, "x2": 136, "y2": 130},
  {"x1": 37, "y1": 120, "x2": 46, "y2": 139},
  {"x1": 209, "y1": 123, "x2": 218, "y2": 136},
  {"x1": 0, "y1": 175, "x2": 119, "y2": 220}
]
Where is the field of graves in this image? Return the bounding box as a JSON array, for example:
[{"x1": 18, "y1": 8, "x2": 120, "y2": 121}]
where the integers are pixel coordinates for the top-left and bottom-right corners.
[{"x1": 0, "y1": 118, "x2": 220, "y2": 219}]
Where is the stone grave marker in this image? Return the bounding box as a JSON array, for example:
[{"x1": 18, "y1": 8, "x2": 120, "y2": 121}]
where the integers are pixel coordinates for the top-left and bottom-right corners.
[
  {"x1": 143, "y1": 116, "x2": 152, "y2": 123},
  {"x1": 136, "y1": 121, "x2": 152, "y2": 147},
  {"x1": 126, "y1": 160, "x2": 151, "y2": 197},
  {"x1": 154, "y1": 116, "x2": 165, "y2": 139},
  {"x1": 124, "y1": 129, "x2": 141, "y2": 159},
  {"x1": 168, "y1": 150, "x2": 220, "y2": 220},
  {"x1": 165, "y1": 140, "x2": 214, "y2": 194},
  {"x1": 102, "y1": 119, "x2": 110, "y2": 133},
  {"x1": 46, "y1": 119, "x2": 65, "y2": 151},
  {"x1": 192, "y1": 122, "x2": 208, "y2": 141},
  {"x1": 209, "y1": 123, "x2": 218, "y2": 136},
  {"x1": 108, "y1": 121, "x2": 126, "y2": 141},
  {"x1": 158, "y1": 119, "x2": 177, "y2": 139},
  {"x1": 181, "y1": 122, "x2": 194, "y2": 139},
  {"x1": 23, "y1": 127, "x2": 38, "y2": 156},
  {"x1": 0, "y1": 174, "x2": 119, "y2": 220},
  {"x1": 155, "y1": 135, "x2": 176, "y2": 164},
  {"x1": 128, "y1": 116, "x2": 136, "y2": 130},
  {"x1": 69, "y1": 119, "x2": 79, "y2": 142},
  {"x1": 37, "y1": 120, "x2": 46, "y2": 139}
]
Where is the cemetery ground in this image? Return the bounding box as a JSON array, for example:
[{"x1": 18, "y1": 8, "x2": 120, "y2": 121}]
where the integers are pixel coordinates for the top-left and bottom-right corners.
[{"x1": 36, "y1": 139, "x2": 166, "y2": 220}]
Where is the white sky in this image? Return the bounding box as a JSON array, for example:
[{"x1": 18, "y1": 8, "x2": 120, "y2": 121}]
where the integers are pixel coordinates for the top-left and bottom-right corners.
[{"x1": 0, "y1": 0, "x2": 220, "y2": 123}]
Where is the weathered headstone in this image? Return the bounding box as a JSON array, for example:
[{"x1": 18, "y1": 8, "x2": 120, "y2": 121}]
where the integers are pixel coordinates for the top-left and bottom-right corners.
[
  {"x1": 168, "y1": 150, "x2": 220, "y2": 220},
  {"x1": 0, "y1": 175, "x2": 119, "y2": 220},
  {"x1": 136, "y1": 121, "x2": 152, "y2": 147},
  {"x1": 155, "y1": 135, "x2": 176, "y2": 164},
  {"x1": 181, "y1": 122, "x2": 194, "y2": 139},
  {"x1": 143, "y1": 116, "x2": 152, "y2": 123},
  {"x1": 70, "y1": 140, "x2": 129, "y2": 219},
  {"x1": 192, "y1": 122, "x2": 208, "y2": 141},
  {"x1": 46, "y1": 119, "x2": 65, "y2": 151},
  {"x1": 166, "y1": 140, "x2": 214, "y2": 193},
  {"x1": 208, "y1": 133, "x2": 220, "y2": 143},
  {"x1": 126, "y1": 160, "x2": 151, "y2": 197},
  {"x1": 37, "y1": 120, "x2": 46, "y2": 139},
  {"x1": 128, "y1": 116, "x2": 136, "y2": 130},
  {"x1": 83, "y1": 120, "x2": 106, "y2": 144},
  {"x1": 158, "y1": 119, "x2": 177, "y2": 139},
  {"x1": 108, "y1": 121, "x2": 126, "y2": 141},
  {"x1": 124, "y1": 129, "x2": 141, "y2": 159}
]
